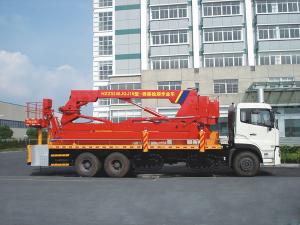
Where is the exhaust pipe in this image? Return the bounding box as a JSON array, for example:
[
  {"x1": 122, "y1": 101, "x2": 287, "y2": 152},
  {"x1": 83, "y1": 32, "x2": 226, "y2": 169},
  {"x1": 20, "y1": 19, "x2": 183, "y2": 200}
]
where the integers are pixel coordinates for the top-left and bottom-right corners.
[{"x1": 257, "y1": 87, "x2": 264, "y2": 103}]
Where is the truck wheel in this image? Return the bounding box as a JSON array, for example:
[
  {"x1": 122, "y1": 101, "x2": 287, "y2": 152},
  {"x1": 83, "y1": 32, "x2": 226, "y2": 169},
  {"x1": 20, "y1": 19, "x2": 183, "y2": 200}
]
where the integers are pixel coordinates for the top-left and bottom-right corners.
[
  {"x1": 233, "y1": 151, "x2": 260, "y2": 177},
  {"x1": 75, "y1": 153, "x2": 101, "y2": 177},
  {"x1": 104, "y1": 152, "x2": 130, "y2": 178}
]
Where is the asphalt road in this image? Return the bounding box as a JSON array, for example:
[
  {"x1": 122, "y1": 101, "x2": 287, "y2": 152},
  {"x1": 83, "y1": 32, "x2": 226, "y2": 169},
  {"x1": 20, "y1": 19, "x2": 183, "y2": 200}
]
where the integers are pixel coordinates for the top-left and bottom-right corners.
[{"x1": 0, "y1": 151, "x2": 299, "y2": 225}]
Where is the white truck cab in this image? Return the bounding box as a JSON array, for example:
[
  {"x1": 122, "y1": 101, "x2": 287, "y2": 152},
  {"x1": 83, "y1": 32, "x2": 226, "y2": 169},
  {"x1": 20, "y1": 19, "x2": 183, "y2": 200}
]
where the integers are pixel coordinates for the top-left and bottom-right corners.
[{"x1": 232, "y1": 103, "x2": 281, "y2": 167}]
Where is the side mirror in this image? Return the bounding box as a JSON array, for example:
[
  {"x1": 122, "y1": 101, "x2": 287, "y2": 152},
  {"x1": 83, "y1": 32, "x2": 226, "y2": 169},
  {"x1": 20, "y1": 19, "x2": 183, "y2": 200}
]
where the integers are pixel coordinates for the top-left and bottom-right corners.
[{"x1": 269, "y1": 110, "x2": 276, "y2": 130}]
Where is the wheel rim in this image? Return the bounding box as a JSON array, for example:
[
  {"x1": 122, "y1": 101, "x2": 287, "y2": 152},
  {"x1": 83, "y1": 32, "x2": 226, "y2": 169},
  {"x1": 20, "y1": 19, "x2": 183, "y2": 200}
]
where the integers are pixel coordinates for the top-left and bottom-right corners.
[
  {"x1": 111, "y1": 160, "x2": 122, "y2": 171},
  {"x1": 240, "y1": 157, "x2": 254, "y2": 172},
  {"x1": 81, "y1": 159, "x2": 93, "y2": 172}
]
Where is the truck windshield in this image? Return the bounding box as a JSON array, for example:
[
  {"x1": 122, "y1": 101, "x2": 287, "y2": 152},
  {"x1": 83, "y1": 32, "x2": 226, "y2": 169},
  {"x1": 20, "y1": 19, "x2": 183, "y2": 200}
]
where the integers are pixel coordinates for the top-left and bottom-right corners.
[{"x1": 240, "y1": 108, "x2": 272, "y2": 127}]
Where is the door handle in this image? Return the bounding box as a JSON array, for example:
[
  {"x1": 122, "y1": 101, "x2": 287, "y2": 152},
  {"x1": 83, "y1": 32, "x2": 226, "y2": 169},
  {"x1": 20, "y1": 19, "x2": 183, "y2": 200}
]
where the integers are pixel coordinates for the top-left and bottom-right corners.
[{"x1": 250, "y1": 133, "x2": 257, "y2": 136}]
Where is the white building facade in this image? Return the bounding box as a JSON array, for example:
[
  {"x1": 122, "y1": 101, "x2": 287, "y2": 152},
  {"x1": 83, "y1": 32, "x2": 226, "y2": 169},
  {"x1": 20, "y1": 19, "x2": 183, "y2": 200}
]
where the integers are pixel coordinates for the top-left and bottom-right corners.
[{"x1": 93, "y1": 0, "x2": 300, "y2": 143}]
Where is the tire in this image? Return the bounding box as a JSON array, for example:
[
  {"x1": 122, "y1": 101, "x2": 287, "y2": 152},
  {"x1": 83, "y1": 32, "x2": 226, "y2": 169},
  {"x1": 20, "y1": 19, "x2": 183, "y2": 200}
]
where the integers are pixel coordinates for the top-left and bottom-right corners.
[
  {"x1": 104, "y1": 152, "x2": 130, "y2": 178},
  {"x1": 233, "y1": 151, "x2": 260, "y2": 177},
  {"x1": 75, "y1": 153, "x2": 101, "y2": 177}
]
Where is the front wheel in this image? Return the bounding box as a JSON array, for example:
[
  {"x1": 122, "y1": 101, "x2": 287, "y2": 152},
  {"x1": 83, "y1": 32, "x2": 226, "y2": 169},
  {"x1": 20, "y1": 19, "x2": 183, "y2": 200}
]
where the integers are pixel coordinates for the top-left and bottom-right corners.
[{"x1": 232, "y1": 151, "x2": 260, "y2": 177}]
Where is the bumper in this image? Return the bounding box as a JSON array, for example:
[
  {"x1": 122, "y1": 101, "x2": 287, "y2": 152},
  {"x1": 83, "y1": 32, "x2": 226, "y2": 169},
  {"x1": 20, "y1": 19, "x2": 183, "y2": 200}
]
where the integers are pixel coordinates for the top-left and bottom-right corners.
[{"x1": 262, "y1": 146, "x2": 281, "y2": 166}]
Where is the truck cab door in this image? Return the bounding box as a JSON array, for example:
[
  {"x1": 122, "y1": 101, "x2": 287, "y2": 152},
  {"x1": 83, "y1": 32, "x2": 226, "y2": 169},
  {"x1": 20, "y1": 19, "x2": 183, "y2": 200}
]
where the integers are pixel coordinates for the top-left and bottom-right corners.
[{"x1": 235, "y1": 108, "x2": 277, "y2": 165}]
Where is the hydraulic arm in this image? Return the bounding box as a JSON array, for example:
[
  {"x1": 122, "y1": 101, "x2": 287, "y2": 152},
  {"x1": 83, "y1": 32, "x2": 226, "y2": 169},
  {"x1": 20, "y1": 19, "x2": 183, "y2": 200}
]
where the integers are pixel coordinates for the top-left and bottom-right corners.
[{"x1": 25, "y1": 89, "x2": 219, "y2": 146}]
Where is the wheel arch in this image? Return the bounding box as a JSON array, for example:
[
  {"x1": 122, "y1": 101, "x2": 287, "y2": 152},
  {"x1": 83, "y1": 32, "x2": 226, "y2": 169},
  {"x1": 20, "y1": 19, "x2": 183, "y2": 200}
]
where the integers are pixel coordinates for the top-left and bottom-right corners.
[{"x1": 229, "y1": 144, "x2": 263, "y2": 167}]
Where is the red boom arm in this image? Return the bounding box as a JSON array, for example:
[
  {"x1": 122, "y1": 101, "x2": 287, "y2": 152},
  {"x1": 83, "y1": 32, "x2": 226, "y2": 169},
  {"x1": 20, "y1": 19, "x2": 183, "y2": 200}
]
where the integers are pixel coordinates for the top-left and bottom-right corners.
[{"x1": 26, "y1": 89, "x2": 219, "y2": 145}]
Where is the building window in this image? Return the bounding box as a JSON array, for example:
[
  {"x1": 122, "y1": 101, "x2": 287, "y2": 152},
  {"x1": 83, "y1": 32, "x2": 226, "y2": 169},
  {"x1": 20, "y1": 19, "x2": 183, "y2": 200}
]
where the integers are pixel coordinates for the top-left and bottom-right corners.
[
  {"x1": 99, "y1": 36, "x2": 112, "y2": 55},
  {"x1": 151, "y1": 30, "x2": 188, "y2": 45},
  {"x1": 195, "y1": 82, "x2": 200, "y2": 92},
  {"x1": 284, "y1": 106, "x2": 300, "y2": 114},
  {"x1": 151, "y1": 56, "x2": 189, "y2": 70},
  {"x1": 258, "y1": 26, "x2": 277, "y2": 40},
  {"x1": 285, "y1": 119, "x2": 300, "y2": 137},
  {"x1": 99, "y1": 61, "x2": 112, "y2": 80},
  {"x1": 110, "y1": 83, "x2": 141, "y2": 90},
  {"x1": 259, "y1": 53, "x2": 300, "y2": 65},
  {"x1": 256, "y1": 1, "x2": 300, "y2": 14},
  {"x1": 99, "y1": 12, "x2": 112, "y2": 31},
  {"x1": 99, "y1": 0, "x2": 112, "y2": 8},
  {"x1": 268, "y1": 77, "x2": 294, "y2": 82},
  {"x1": 204, "y1": 28, "x2": 243, "y2": 42},
  {"x1": 151, "y1": 5, "x2": 187, "y2": 20},
  {"x1": 204, "y1": 54, "x2": 243, "y2": 67},
  {"x1": 110, "y1": 110, "x2": 142, "y2": 123},
  {"x1": 214, "y1": 79, "x2": 238, "y2": 94},
  {"x1": 98, "y1": 85, "x2": 109, "y2": 90},
  {"x1": 157, "y1": 81, "x2": 181, "y2": 90},
  {"x1": 281, "y1": 55, "x2": 291, "y2": 64},
  {"x1": 280, "y1": 26, "x2": 300, "y2": 39},
  {"x1": 203, "y1": 2, "x2": 240, "y2": 17},
  {"x1": 0, "y1": 119, "x2": 26, "y2": 128},
  {"x1": 98, "y1": 99, "x2": 110, "y2": 106},
  {"x1": 257, "y1": 2, "x2": 275, "y2": 13},
  {"x1": 258, "y1": 25, "x2": 300, "y2": 40},
  {"x1": 110, "y1": 83, "x2": 141, "y2": 105}
]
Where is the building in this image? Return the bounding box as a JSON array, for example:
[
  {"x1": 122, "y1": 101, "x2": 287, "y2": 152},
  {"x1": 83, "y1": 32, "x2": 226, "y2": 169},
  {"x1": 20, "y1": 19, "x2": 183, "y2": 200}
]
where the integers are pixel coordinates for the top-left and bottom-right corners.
[
  {"x1": 93, "y1": 0, "x2": 300, "y2": 144},
  {"x1": 0, "y1": 101, "x2": 27, "y2": 139}
]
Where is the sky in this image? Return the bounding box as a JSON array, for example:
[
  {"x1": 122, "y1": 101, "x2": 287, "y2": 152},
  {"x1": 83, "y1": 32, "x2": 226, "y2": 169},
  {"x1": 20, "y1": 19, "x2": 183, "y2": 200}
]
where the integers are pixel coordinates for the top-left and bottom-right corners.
[{"x1": 0, "y1": 0, "x2": 92, "y2": 107}]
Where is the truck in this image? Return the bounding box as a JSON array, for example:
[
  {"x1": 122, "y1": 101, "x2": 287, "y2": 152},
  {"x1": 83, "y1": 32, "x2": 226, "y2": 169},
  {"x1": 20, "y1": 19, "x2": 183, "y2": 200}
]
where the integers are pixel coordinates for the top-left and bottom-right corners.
[{"x1": 25, "y1": 89, "x2": 281, "y2": 177}]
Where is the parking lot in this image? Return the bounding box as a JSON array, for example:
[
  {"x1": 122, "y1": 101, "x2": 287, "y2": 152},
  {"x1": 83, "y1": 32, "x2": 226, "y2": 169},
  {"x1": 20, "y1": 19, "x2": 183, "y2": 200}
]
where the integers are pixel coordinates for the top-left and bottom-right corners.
[{"x1": 0, "y1": 151, "x2": 299, "y2": 225}]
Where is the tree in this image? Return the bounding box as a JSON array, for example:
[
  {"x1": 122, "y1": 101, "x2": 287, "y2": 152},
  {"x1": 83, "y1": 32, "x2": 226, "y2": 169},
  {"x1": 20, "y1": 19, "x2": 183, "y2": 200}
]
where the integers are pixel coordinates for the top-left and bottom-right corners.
[
  {"x1": 26, "y1": 128, "x2": 38, "y2": 139},
  {"x1": 0, "y1": 125, "x2": 13, "y2": 139},
  {"x1": 26, "y1": 128, "x2": 48, "y2": 140}
]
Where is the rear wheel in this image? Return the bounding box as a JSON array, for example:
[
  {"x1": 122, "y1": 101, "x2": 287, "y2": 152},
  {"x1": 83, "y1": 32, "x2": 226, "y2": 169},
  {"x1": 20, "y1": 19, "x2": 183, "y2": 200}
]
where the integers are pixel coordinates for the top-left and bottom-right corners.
[
  {"x1": 233, "y1": 151, "x2": 260, "y2": 177},
  {"x1": 75, "y1": 153, "x2": 101, "y2": 177},
  {"x1": 104, "y1": 152, "x2": 130, "y2": 178}
]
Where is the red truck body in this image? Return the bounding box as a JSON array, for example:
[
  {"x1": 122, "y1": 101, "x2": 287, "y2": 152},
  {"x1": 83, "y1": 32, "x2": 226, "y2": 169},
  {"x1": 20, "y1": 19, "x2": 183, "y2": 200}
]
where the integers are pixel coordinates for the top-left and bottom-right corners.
[{"x1": 26, "y1": 89, "x2": 219, "y2": 146}]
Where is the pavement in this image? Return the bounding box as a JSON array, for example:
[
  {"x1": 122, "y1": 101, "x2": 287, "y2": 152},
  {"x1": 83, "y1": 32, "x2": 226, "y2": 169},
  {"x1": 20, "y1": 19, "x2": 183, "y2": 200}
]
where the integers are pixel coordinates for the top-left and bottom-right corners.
[{"x1": 0, "y1": 151, "x2": 299, "y2": 225}]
